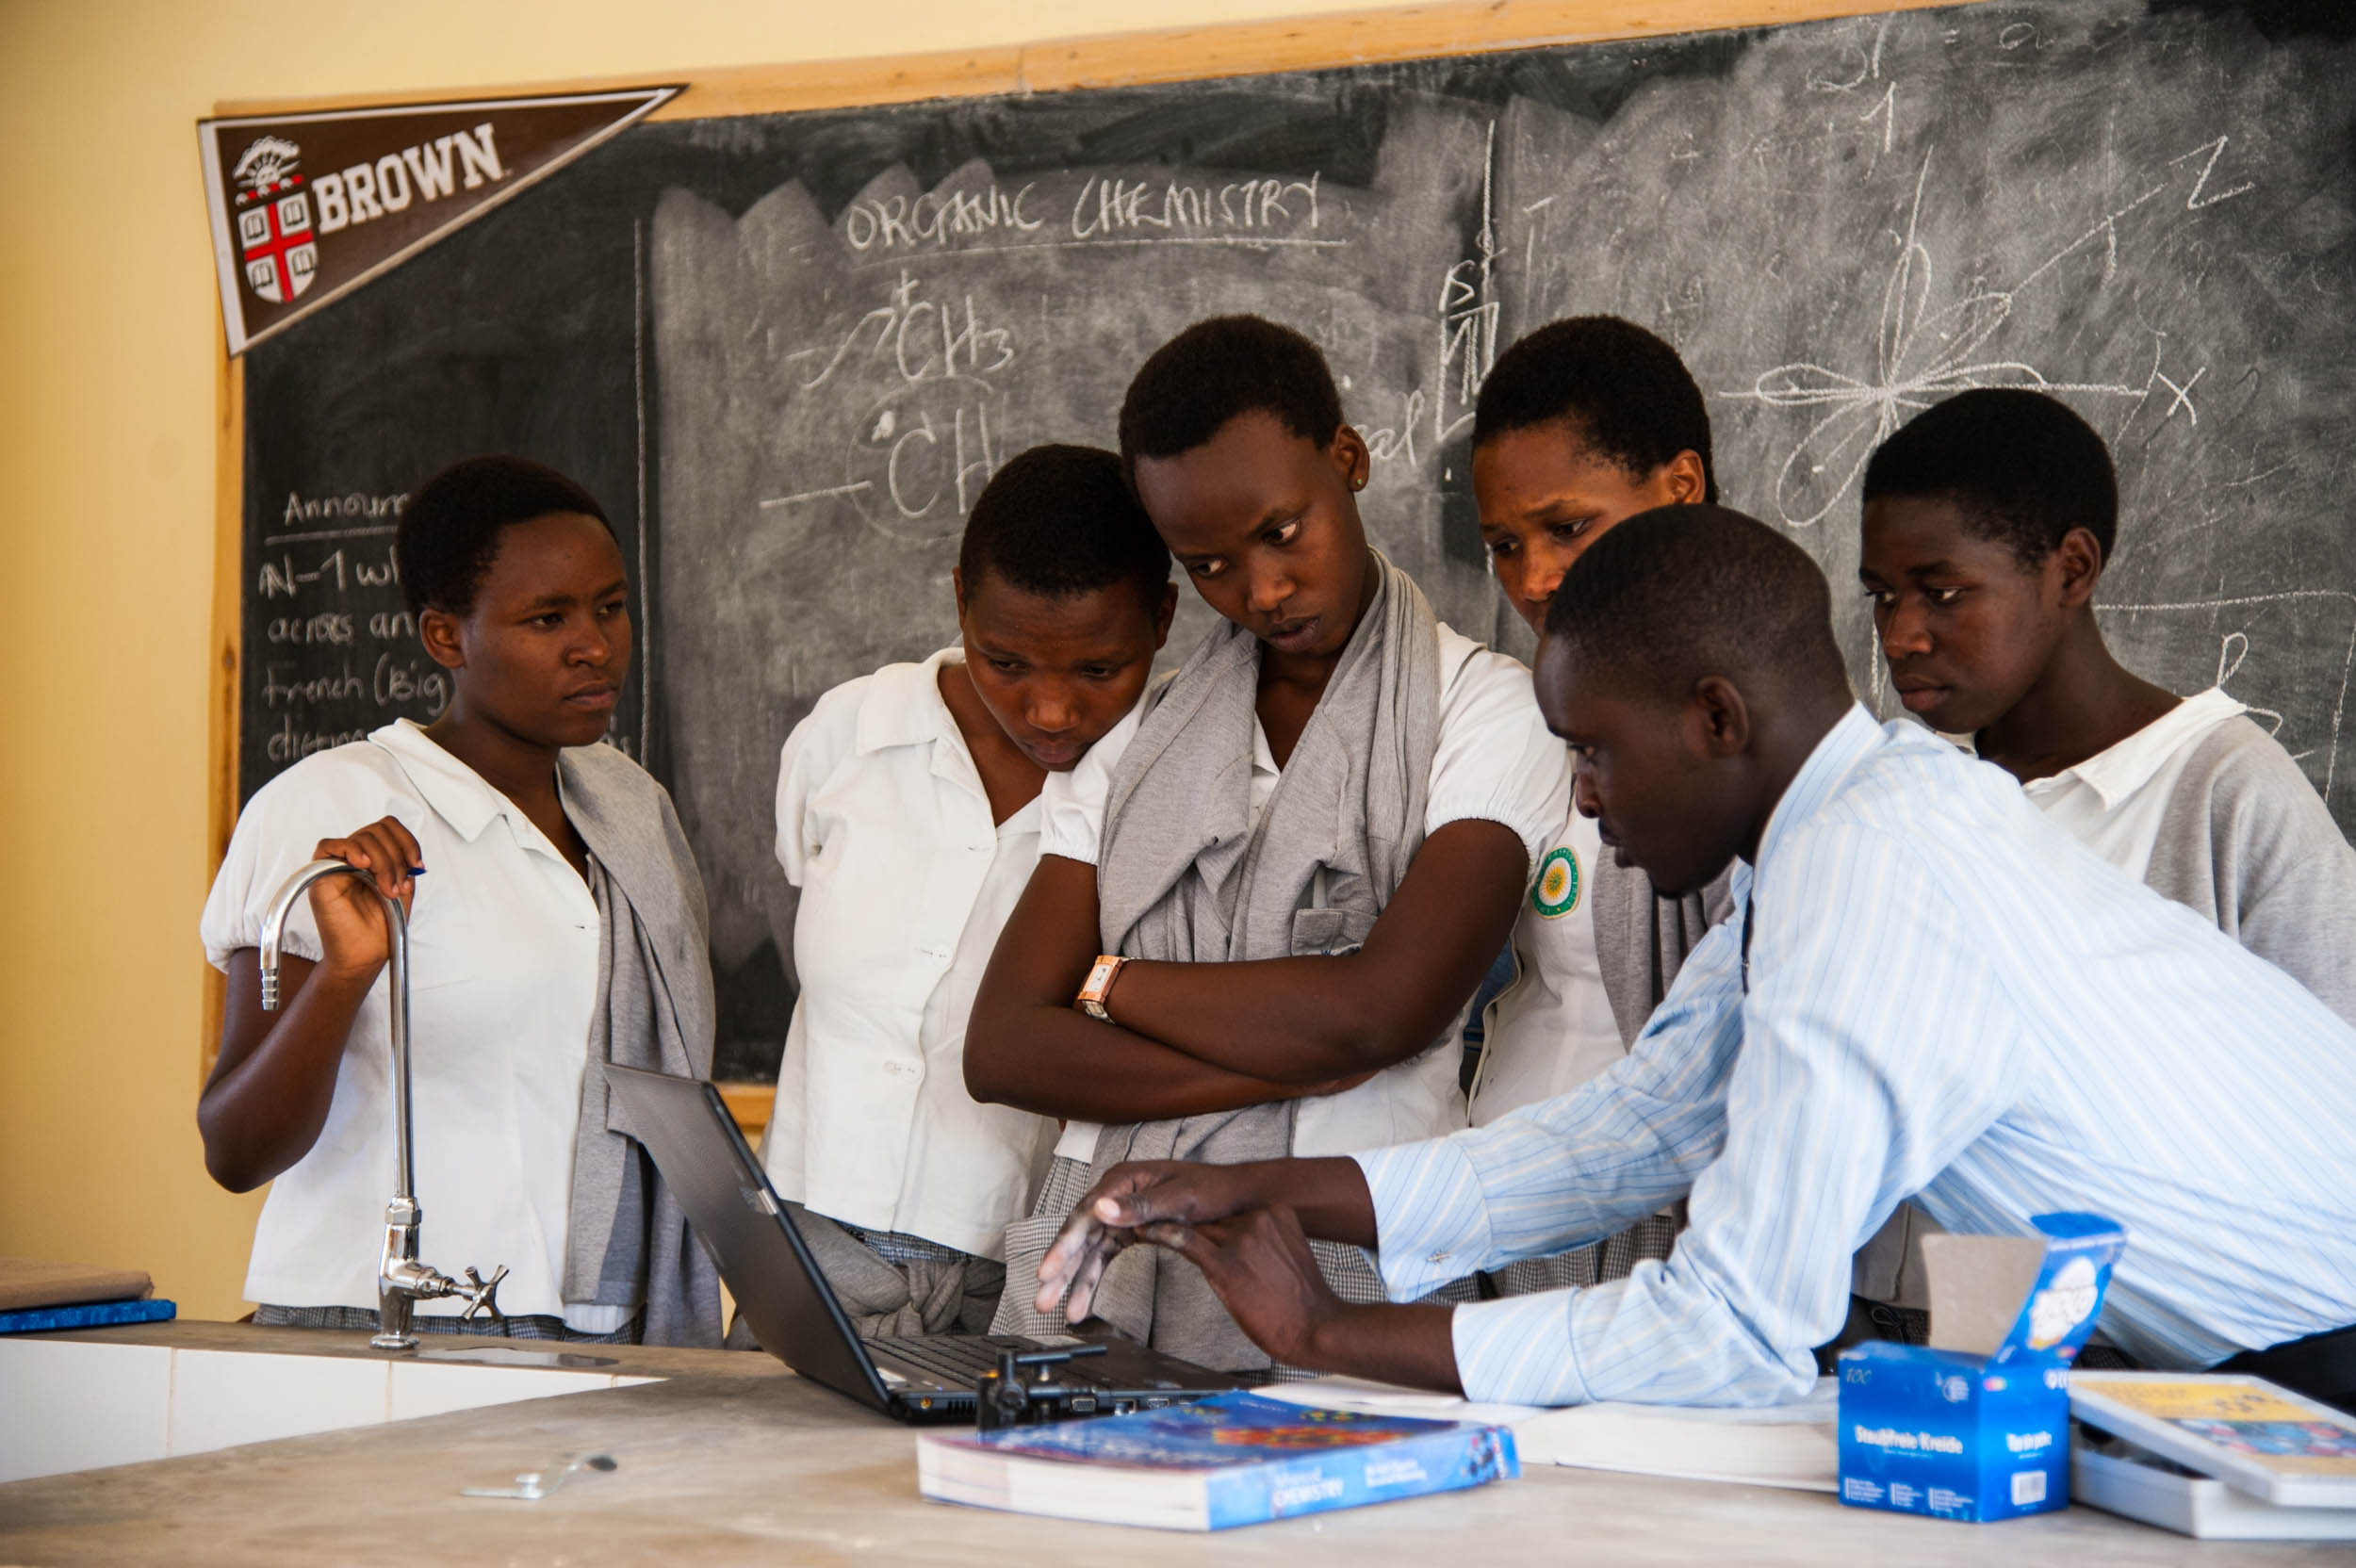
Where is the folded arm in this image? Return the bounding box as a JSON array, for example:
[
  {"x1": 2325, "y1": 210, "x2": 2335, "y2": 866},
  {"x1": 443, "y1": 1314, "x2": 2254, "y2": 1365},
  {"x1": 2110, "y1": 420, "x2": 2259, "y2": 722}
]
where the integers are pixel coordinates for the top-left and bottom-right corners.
[
  {"x1": 964, "y1": 819, "x2": 1527, "y2": 1119},
  {"x1": 1097, "y1": 817, "x2": 1529, "y2": 1082},
  {"x1": 964, "y1": 857, "x2": 1355, "y2": 1121}
]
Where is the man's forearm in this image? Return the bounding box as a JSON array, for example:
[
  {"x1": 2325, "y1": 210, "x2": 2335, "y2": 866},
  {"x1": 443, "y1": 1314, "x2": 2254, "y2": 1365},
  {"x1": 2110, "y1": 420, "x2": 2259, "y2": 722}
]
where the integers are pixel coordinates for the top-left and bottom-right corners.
[
  {"x1": 1235, "y1": 1156, "x2": 1382, "y2": 1249},
  {"x1": 1301, "y1": 1303, "x2": 1464, "y2": 1395}
]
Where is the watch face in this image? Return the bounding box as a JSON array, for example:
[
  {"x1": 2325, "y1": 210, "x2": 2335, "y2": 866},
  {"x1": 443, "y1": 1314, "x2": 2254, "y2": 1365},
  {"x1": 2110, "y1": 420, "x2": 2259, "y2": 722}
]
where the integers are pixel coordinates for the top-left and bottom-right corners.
[{"x1": 1085, "y1": 959, "x2": 1114, "y2": 993}]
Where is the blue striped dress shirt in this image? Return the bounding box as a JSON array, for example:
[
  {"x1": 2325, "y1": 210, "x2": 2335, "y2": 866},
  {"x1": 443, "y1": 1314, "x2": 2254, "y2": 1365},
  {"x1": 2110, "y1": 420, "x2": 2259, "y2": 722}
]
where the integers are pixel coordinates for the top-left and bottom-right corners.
[{"x1": 1354, "y1": 706, "x2": 2356, "y2": 1407}]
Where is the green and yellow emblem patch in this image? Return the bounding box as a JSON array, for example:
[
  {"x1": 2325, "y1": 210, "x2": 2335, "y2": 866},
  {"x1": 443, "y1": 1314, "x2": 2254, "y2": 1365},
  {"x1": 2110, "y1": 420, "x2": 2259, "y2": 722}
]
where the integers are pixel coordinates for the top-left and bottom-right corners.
[{"x1": 1531, "y1": 844, "x2": 1581, "y2": 919}]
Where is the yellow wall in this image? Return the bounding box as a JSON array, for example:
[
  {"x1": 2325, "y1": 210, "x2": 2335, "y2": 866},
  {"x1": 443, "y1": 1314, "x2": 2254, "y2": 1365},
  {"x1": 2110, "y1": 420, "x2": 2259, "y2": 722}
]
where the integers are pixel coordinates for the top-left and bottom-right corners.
[{"x1": 0, "y1": 0, "x2": 1873, "y2": 1319}]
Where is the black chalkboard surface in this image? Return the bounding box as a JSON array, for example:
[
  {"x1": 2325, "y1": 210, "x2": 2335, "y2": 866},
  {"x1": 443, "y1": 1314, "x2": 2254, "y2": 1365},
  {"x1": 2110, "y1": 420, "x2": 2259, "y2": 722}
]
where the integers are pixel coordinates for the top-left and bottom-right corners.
[{"x1": 239, "y1": 0, "x2": 2356, "y2": 1078}]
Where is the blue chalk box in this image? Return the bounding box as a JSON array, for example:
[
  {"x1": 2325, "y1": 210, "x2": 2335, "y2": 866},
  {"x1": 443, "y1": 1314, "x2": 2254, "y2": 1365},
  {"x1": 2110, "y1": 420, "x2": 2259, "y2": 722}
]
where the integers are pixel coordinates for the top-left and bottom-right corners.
[{"x1": 1838, "y1": 1212, "x2": 2126, "y2": 1523}]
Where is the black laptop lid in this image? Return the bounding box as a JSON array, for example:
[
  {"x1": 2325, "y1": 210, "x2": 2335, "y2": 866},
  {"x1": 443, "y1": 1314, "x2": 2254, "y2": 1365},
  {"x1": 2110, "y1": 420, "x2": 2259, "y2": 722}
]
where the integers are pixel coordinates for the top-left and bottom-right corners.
[{"x1": 603, "y1": 1063, "x2": 892, "y2": 1412}]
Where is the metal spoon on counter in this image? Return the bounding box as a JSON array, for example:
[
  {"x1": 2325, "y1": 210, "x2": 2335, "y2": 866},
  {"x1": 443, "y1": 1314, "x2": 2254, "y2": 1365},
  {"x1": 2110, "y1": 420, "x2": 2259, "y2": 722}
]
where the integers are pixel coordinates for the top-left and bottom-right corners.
[{"x1": 461, "y1": 1452, "x2": 617, "y2": 1500}]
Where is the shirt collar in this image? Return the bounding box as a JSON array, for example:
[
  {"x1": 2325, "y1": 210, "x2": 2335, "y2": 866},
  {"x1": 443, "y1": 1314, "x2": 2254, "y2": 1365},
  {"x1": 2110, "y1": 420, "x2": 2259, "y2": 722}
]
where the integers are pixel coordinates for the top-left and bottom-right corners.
[
  {"x1": 2020, "y1": 687, "x2": 2245, "y2": 808},
  {"x1": 368, "y1": 719, "x2": 531, "y2": 844},
  {"x1": 1752, "y1": 703, "x2": 1885, "y2": 871},
  {"x1": 854, "y1": 646, "x2": 964, "y2": 757}
]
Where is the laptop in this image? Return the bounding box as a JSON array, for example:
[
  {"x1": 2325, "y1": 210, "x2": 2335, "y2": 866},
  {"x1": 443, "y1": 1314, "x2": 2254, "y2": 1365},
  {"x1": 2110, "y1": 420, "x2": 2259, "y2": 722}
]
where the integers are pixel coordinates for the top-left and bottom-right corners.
[{"x1": 605, "y1": 1063, "x2": 1246, "y2": 1425}]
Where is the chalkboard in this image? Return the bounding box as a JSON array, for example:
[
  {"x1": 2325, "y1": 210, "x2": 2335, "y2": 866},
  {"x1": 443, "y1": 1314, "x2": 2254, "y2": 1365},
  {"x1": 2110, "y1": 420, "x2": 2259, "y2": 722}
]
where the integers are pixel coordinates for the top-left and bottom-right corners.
[{"x1": 237, "y1": 0, "x2": 2356, "y2": 1080}]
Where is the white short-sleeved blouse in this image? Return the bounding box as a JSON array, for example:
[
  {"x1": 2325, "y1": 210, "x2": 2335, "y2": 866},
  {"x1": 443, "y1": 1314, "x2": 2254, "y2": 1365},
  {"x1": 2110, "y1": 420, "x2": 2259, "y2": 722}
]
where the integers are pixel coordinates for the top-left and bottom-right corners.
[{"x1": 201, "y1": 721, "x2": 620, "y2": 1329}]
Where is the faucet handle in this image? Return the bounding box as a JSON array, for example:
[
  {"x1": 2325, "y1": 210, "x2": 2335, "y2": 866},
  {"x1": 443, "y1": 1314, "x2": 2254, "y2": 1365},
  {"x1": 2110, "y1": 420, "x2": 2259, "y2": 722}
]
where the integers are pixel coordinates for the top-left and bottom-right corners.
[{"x1": 455, "y1": 1265, "x2": 508, "y2": 1323}]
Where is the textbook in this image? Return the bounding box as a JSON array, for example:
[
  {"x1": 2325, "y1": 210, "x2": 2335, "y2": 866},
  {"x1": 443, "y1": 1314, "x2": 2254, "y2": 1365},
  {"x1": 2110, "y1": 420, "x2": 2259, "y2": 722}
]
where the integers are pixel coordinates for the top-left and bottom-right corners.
[
  {"x1": 0, "y1": 1298, "x2": 175, "y2": 1335},
  {"x1": 1513, "y1": 1378, "x2": 1839, "y2": 1491},
  {"x1": 2071, "y1": 1429, "x2": 2356, "y2": 1541},
  {"x1": 1265, "y1": 1372, "x2": 1838, "y2": 1491},
  {"x1": 2068, "y1": 1372, "x2": 2356, "y2": 1538},
  {"x1": 915, "y1": 1390, "x2": 1520, "y2": 1530}
]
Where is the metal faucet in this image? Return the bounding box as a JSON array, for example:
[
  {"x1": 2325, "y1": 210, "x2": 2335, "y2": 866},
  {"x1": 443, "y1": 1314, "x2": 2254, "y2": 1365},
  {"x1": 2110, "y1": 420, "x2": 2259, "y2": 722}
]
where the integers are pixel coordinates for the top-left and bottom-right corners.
[{"x1": 259, "y1": 859, "x2": 508, "y2": 1350}]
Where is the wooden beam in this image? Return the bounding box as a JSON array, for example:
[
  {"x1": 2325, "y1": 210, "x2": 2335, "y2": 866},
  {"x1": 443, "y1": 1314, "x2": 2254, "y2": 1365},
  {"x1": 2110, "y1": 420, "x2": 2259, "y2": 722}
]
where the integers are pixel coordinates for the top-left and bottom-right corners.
[
  {"x1": 717, "y1": 1082, "x2": 775, "y2": 1142},
  {"x1": 213, "y1": 0, "x2": 1972, "y2": 121},
  {"x1": 1023, "y1": 0, "x2": 1956, "y2": 93},
  {"x1": 202, "y1": 322, "x2": 243, "y2": 1088},
  {"x1": 211, "y1": 46, "x2": 1024, "y2": 122}
]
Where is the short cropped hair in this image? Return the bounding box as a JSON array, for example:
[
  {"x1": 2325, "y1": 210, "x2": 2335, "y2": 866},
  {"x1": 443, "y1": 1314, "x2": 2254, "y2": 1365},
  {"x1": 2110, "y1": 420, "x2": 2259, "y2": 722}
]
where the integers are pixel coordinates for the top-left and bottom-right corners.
[
  {"x1": 1474, "y1": 317, "x2": 1718, "y2": 504},
  {"x1": 960, "y1": 444, "x2": 1171, "y2": 610},
  {"x1": 1861, "y1": 389, "x2": 2119, "y2": 565},
  {"x1": 1118, "y1": 316, "x2": 1345, "y2": 475},
  {"x1": 399, "y1": 455, "x2": 612, "y2": 616},
  {"x1": 1546, "y1": 503, "x2": 1848, "y2": 701}
]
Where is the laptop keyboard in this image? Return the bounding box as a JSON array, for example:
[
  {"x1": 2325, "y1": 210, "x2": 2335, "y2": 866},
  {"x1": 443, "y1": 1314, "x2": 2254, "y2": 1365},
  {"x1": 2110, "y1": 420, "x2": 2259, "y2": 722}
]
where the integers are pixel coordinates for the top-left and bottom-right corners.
[{"x1": 867, "y1": 1333, "x2": 1096, "y2": 1388}]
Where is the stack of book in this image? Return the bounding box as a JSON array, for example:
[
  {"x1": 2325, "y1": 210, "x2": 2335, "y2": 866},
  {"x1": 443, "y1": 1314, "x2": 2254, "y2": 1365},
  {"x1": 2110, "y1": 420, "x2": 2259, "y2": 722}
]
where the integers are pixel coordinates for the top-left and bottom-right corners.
[{"x1": 0, "y1": 1257, "x2": 175, "y2": 1334}]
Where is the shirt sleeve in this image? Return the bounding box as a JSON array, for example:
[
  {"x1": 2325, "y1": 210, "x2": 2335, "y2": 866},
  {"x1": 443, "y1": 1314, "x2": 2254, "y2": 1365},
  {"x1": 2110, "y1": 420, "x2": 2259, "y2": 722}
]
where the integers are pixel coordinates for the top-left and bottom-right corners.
[
  {"x1": 774, "y1": 684, "x2": 861, "y2": 888},
  {"x1": 1038, "y1": 700, "x2": 1143, "y2": 866},
  {"x1": 1423, "y1": 825, "x2": 2029, "y2": 1408},
  {"x1": 2191, "y1": 728, "x2": 2356, "y2": 1023},
  {"x1": 1352, "y1": 907, "x2": 1746, "y2": 1298},
  {"x1": 1426, "y1": 630, "x2": 1572, "y2": 873},
  {"x1": 199, "y1": 750, "x2": 415, "y2": 971}
]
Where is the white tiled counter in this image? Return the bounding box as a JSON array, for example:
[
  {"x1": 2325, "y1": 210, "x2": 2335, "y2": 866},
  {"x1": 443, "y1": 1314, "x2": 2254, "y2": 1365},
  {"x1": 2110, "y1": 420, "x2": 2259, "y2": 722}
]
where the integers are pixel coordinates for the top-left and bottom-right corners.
[{"x1": 0, "y1": 1332, "x2": 657, "y2": 1482}]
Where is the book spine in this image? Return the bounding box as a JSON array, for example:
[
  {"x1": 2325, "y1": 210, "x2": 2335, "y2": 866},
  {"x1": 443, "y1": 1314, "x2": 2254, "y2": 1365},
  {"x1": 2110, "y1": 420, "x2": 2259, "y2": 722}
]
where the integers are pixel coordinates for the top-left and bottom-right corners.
[
  {"x1": 0, "y1": 1298, "x2": 176, "y2": 1335},
  {"x1": 1204, "y1": 1424, "x2": 1521, "y2": 1529}
]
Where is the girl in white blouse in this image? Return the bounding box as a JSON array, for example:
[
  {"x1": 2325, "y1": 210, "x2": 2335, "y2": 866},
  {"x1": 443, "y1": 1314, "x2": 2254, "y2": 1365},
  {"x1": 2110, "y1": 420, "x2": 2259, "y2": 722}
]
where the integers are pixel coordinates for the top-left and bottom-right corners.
[
  {"x1": 1463, "y1": 318, "x2": 1731, "y2": 1296},
  {"x1": 969, "y1": 318, "x2": 1568, "y2": 1366},
  {"x1": 761, "y1": 447, "x2": 1173, "y2": 1335},
  {"x1": 200, "y1": 456, "x2": 718, "y2": 1345}
]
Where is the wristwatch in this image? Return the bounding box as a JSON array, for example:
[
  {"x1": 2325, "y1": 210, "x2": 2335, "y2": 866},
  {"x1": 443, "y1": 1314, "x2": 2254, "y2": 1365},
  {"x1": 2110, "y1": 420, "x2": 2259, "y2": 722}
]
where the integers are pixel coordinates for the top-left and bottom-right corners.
[{"x1": 1075, "y1": 955, "x2": 1128, "y2": 1021}]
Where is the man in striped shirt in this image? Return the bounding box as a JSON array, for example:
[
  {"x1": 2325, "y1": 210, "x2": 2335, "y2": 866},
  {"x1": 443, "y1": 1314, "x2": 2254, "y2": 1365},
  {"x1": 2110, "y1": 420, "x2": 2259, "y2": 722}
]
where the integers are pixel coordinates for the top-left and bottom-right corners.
[{"x1": 1030, "y1": 504, "x2": 2356, "y2": 1412}]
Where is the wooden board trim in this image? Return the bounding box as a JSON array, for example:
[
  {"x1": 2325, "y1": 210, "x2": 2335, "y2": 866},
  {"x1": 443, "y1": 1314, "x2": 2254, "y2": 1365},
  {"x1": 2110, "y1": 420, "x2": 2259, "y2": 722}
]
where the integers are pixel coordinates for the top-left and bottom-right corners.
[
  {"x1": 717, "y1": 1082, "x2": 774, "y2": 1141},
  {"x1": 212, "y1": 0, "x2": 1967, "y2": 121},
  {"x1": 203, "y1": 324, "x2": 244, "y2": 1088},
  {"x1": 1021, "y1": 0, "x2": 1952, "y2": 94}
]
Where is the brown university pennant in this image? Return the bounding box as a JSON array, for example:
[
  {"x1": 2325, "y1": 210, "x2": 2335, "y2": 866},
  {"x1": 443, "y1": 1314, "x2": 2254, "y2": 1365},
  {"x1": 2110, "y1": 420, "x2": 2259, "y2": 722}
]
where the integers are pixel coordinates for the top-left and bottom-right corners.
[{"x1": 199, "y1": 87, "x2": 678, "y2": 354}]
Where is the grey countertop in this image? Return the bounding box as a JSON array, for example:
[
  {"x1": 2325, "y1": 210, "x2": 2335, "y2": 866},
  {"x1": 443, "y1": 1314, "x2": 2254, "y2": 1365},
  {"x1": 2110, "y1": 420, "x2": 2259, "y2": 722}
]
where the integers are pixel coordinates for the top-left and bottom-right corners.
[{"x1": 0, "y1": 1321, "x2": 2339, "y2": 1564}]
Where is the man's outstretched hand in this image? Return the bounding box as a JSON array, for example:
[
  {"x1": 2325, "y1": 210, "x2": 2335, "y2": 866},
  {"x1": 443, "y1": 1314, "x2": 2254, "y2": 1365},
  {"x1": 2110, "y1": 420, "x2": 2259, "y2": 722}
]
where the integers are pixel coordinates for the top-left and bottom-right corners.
[
  {"x1": 1032, "y1": 1160, "x2": 1273, "y2": 1320},
  {"x1": 1146, "y1": 1202, "x2": 1465, "y2": 1393},
  {"x1": 1033, "y1": 1156, "x2": 1382, "y2": 1321},
  {"x1": 1029, "y1": 1156, "x2": 1462, "y2": 1394},
  {"x1": 1135, "y1": 1204, "x2": 1342, "y2": 1366}
]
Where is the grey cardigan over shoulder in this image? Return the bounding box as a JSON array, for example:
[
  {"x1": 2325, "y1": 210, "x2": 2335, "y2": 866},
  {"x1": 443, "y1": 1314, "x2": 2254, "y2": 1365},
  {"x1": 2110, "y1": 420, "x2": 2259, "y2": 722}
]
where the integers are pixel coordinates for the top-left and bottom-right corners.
[
  {"x1": 1592, "y1": 853, "x2": 1737, "y2": 1046},
  {"x1": 2146, "y1": 715, "x2": 2356, "y2": 1025}
]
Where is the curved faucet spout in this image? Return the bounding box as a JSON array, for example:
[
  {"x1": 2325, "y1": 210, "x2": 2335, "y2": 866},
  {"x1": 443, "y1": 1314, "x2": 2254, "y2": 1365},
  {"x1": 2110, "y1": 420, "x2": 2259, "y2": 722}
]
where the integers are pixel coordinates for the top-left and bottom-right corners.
[
  {"x1": 253, "y1": 857, "x2": 499, "y2": 1350},
  {"x1": 257, "y1": 858, "x2": 416, "y2": 1204}
]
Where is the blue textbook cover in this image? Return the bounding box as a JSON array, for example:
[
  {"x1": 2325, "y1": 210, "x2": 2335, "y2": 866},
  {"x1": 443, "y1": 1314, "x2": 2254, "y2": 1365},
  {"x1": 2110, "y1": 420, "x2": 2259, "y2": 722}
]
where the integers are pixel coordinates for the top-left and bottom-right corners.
[
  {"x1": 917, "y1": 1391, "x2": 1520, "y2": 1530},
  {"x1": 0, "y1": 1298, "x2": 176, "y2": 1335}
]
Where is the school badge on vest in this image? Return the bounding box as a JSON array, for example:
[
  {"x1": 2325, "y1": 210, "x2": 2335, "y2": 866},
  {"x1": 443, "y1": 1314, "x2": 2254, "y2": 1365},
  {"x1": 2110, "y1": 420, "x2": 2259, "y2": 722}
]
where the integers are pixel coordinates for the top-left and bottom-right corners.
[{"x1": 1531, "y1": 844, "x2": 1581, "y2": 918}]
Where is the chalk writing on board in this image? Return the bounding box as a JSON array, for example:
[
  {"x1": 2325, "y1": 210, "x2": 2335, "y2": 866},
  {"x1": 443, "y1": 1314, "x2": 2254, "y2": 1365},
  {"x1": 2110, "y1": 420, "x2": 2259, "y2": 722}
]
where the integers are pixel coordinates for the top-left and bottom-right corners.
[
  {"x1": 2103, "y1": 592, "x2": 2356, "y2": 807},
  {"x1": 1726, "y1": 152, "x2": 2206, "y2": 528},
  {"x1": 787, "y1": 270, "x2": 1016, "y2": 390},
  {"x1": 1435, "y1": 124, "x2": 1499, "y2": 448}
]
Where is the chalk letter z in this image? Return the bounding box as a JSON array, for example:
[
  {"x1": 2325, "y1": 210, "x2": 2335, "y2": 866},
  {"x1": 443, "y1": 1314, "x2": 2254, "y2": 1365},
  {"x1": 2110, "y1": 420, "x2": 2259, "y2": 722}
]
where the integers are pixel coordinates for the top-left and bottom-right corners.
[{"x1": 2173, "y1": 135, "x2": 2256, "y2": 211}]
